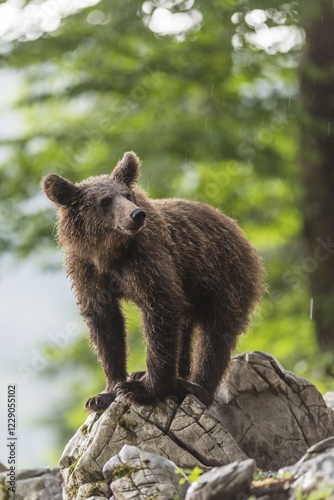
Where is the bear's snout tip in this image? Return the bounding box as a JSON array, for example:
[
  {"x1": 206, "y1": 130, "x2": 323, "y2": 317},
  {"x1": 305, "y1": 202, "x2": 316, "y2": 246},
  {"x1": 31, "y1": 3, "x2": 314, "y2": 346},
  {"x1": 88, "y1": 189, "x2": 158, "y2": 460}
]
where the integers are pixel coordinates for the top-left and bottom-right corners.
[{"x1": 130, "y1": 208, "x2": 146, "y2": 226}]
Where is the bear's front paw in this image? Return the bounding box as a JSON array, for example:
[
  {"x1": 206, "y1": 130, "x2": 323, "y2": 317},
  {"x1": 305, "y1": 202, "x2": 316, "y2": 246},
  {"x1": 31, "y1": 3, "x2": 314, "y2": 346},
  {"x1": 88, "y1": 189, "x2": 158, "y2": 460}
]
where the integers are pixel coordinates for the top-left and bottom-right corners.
[
  {"x1": 84, "y1": 392, "x2": 116, "y2": 412},
  {"x1": 115, "y1": 380, "x2": 157, "y2": 405}
]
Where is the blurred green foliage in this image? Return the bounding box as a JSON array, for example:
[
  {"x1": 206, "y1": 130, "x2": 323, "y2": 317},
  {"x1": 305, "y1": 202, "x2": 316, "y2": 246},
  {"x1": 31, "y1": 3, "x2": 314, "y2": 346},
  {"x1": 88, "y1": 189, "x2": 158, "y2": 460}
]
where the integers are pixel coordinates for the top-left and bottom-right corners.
[{"x1": 1, "y1": 0, "x2": 333, "y2": 459}]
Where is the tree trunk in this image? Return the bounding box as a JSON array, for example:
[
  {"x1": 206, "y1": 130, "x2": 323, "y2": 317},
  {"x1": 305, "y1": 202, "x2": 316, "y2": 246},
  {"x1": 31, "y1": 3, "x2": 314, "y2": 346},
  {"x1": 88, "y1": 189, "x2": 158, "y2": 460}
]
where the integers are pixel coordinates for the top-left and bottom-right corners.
[{"x1": 299, "y1": 0, "x2": 334, "y2": 350}]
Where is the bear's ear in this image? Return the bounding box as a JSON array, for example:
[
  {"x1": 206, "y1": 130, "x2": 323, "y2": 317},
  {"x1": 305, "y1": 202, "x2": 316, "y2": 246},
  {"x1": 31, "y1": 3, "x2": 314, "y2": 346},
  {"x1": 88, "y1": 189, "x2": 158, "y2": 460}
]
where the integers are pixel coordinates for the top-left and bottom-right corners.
[
  {"x1": 41, "y1": 174, "x2": 79, "y2": 206},
  {"x1": 111, "y1": 151, "x2": 141, "y2": 187}
]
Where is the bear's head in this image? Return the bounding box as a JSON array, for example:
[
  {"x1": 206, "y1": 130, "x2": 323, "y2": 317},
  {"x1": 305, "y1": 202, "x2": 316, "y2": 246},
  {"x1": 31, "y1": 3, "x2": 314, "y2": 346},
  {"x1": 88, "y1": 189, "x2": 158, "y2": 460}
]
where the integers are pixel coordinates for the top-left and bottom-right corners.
[{"x1": 41, "y1": 151, "x2": 147, "y2": 244}]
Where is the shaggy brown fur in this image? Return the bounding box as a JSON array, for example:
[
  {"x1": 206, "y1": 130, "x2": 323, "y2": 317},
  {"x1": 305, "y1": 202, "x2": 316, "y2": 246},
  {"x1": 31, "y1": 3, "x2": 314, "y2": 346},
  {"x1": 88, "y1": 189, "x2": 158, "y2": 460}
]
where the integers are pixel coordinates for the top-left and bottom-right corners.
[{"x1": 41, "y1": 152, "x2": 265, "y2": 411}]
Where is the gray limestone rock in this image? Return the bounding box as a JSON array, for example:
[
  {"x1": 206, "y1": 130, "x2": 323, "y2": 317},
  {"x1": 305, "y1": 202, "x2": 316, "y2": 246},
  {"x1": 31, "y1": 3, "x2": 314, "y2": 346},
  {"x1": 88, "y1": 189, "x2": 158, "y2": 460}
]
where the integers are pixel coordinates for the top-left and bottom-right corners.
[
  {"x1": 211, "y1": 351, "x2": 334, "y2": 470},
  {"x1": 0, "y1": 467, "x2": 62, "y2": 500},
  {"x1": 250, "y1": 438, "x2": 334, "y2": 498},
  {"x1": 282, "y1": 437, "x2": 334, "y2": 497},
  {"x1": 324, "y1": 391, "x2": 334, "y2": 432},
  {"x1": 59, "y1": 351, "x2": 334, "y2": 498},
  {"x1": 60, "y1": 394, "x2": 245, "y2": 499},
  {"x1": 75, "y1": 481, "x2": 110, "y2": 499},
  {"x1": 185, "y1": 459, "x2": 256, "y2": 500},
  {"x1": 84, "y1": 498, "x2": 109, "y2": 500},
  {"x1": 104, "y1": 444, "x2": 188, "y2": 500},
  {"x1": 0, "y1": 351, "x2": 331, "y2": 499},
  {"x1": 324, "y1": 391, "x2": 334, "y2": 410}
]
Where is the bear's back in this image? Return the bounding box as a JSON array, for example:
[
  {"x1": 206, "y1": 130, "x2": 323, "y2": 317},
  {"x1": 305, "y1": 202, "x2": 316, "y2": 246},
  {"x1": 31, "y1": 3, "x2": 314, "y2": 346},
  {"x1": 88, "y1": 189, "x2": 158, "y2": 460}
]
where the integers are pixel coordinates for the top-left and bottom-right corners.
[
  {"x1": 150, "y1": 198, "x2": 260, "y2": 305},
  {"x1": 152, "y1": 198, "x2": 248, "y2": 256}
]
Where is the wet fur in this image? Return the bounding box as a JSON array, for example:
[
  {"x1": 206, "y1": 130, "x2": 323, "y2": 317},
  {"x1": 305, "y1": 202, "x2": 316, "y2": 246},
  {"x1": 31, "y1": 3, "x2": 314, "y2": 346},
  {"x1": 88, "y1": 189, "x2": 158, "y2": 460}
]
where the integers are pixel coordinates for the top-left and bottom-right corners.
[{"x1": 41, "y1": 152, "x2": 265, "y2": 411}]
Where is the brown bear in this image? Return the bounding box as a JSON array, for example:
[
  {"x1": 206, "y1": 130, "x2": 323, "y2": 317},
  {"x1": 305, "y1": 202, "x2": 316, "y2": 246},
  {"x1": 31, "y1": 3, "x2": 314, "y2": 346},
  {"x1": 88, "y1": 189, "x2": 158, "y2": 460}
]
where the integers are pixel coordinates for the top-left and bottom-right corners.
[{"x1": 41, "y1": 151, "x2": 264, "y2": 412}]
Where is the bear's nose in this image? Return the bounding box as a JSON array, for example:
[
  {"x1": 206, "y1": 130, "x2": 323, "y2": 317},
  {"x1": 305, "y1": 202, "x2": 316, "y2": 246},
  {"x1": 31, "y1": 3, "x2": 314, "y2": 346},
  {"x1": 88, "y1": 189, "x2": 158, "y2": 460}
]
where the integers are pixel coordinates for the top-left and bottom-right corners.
[{"x1": 130, "y1": 209, "x2": 146, "y2": 223}]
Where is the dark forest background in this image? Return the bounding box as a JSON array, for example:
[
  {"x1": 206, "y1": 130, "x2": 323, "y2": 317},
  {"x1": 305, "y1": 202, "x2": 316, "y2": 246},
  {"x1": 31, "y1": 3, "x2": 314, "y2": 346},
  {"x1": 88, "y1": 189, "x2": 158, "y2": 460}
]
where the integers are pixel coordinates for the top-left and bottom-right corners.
[{"x1": 1, "y1": 0, "x2": 334, "y2": 461}]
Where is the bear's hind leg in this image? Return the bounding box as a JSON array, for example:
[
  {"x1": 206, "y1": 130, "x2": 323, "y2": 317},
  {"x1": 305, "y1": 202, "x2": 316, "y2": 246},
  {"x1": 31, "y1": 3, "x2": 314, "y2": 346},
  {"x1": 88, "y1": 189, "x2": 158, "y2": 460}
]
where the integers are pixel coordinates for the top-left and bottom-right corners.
[
  {"x1": 189, "y1": 317, "x2": 238, "y2": 406},
  {"x1": 177, "y1": 321, "x2": 194, "y2": 380},
  {"x1": 128, "y1": 321, "x2": 194, "y2": 384}
]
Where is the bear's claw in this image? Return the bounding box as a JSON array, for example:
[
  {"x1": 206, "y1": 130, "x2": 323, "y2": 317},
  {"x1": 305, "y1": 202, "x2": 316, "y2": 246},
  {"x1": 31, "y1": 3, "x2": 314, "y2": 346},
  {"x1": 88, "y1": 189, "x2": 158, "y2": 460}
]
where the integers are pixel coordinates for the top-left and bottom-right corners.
[
  {"x1": 84, "y1": 392, "x2": 116, "y2": 412},
  {"x1": 115, "y1": 378, "x2": 212, "y2": 407},
  {"x1": 115, "y1": 380, "x2": 158, "y2": 405}
]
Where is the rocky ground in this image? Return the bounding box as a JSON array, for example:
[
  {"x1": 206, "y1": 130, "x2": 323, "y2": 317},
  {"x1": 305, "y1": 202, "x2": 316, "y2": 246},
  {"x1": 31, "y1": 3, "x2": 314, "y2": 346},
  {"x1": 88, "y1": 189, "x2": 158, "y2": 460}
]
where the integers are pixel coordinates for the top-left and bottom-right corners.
[{"x1": 1, "y1": 351, "x2": 334, "y2": 500}]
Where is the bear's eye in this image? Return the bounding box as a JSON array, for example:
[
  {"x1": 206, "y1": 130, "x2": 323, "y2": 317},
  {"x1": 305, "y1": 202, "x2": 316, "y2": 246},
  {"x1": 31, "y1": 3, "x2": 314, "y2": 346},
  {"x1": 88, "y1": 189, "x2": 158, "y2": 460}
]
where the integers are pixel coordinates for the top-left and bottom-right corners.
[
  {"x1": 100, "y1": 197, "x2": 112, "y2": 209},
  {"x1": 124, "y1": 192, "x2": 132, "y2": 201}
]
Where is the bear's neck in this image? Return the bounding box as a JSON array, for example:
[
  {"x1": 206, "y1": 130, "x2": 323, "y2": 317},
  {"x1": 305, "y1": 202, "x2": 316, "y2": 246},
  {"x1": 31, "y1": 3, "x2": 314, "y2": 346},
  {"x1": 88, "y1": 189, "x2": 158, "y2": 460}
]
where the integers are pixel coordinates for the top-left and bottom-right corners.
[{"x1": 64, "y1": 232, "x2": 135, "y2": 275}]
